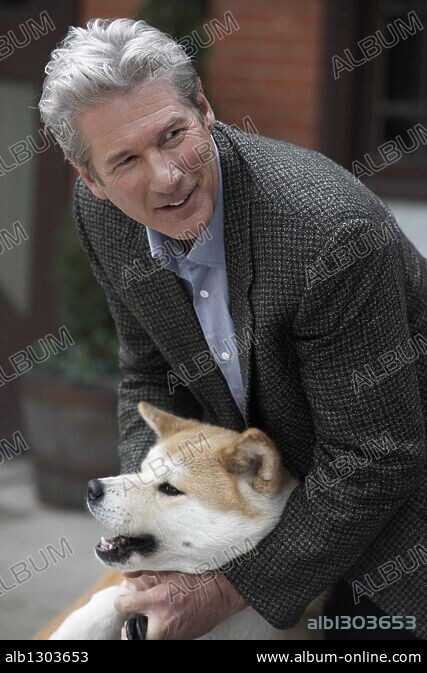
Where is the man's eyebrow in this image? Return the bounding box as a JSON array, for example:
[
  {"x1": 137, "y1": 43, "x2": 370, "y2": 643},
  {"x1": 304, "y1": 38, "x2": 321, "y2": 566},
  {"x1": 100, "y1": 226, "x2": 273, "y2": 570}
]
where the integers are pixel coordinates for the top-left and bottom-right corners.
[{"x1": 103, "y1": 115, "x2": 187, "y2": 169}]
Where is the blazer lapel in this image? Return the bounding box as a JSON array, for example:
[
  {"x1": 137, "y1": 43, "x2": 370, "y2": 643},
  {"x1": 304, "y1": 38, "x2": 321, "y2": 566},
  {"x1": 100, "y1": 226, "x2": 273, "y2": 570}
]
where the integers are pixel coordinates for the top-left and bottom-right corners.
[
  {"x1": 215, "y1": 122, "x2": 256, "y2": 428},
  {"x1": 120, "y1": 122, "x2": 255, "y2": 431}
]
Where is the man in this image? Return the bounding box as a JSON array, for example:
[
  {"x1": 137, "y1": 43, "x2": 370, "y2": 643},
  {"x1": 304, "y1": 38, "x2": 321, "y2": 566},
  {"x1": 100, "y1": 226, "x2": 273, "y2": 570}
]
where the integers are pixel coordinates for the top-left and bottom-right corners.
[{"x1": 39, "y1": 18, "x2": 426, "y2": 640}]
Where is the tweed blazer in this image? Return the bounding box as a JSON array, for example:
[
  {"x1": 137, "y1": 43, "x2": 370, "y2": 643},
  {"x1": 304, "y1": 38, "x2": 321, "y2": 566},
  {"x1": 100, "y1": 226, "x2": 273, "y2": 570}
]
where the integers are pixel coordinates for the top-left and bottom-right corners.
[{"x1": 73, "y1": 120, "x2": 427, "y2": 638}]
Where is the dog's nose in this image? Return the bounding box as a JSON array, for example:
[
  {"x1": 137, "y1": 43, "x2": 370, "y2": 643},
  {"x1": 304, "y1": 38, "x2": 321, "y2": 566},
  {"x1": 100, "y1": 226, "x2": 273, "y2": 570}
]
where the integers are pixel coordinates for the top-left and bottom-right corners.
[{"x1": 87, "y1": 479, "x2": 104, "y2": 502}]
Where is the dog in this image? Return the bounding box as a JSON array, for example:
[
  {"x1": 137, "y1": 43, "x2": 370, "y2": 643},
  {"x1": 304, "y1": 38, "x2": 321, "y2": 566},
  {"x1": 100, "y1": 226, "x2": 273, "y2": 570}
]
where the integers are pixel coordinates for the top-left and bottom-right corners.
[{"x1": 49, "y1": 401, "x2": 327, "y2": 639}]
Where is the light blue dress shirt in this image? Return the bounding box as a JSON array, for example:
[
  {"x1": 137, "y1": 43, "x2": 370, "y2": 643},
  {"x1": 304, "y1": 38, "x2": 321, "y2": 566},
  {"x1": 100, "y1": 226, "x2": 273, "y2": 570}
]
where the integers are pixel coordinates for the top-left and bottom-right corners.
[{"x1": 146, "y1": 138, "x2": 245, "y2": 419}]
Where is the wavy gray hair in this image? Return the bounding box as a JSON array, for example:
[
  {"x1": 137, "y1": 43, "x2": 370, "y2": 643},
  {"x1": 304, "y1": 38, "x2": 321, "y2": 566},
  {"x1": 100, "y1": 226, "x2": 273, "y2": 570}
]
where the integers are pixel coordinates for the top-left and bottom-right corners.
[{"x1": 39, "y1": 17, "x2": 205, "y2": 182}]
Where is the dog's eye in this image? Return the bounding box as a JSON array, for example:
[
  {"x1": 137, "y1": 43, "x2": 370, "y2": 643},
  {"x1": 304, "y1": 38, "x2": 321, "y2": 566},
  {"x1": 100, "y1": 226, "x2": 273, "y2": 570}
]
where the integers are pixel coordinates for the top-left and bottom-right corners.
[{"x1": 158, "y1": 482, "x2": 184, "y2": 496}]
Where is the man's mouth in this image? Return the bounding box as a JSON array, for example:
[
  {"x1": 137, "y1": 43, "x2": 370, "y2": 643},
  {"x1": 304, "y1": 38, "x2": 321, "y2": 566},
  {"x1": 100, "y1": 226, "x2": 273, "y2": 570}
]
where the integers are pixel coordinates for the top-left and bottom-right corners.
[
  {"x1": 158, "y1": 184, "x2": 197, "y2": 212},
  {"x1": 95, "y1": 534, "x2": 157, "y2": 563}
]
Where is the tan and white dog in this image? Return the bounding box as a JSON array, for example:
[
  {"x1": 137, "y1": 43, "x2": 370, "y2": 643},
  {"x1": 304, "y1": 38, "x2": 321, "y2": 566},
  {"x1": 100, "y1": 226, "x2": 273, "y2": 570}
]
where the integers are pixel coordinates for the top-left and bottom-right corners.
[{"x1": 49, "y1": 401, "x2": 327, "y2": 640}]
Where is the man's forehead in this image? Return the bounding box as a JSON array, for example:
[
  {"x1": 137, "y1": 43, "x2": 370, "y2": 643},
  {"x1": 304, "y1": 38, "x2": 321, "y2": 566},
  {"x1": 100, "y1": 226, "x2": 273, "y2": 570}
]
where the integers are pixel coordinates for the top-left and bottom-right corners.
[
  {"x1": 78, "y1": 82, "x2": 193, "y2": 159},
  {"x1": 102, "y1": 111, "x2": 189, "y2": 168}
]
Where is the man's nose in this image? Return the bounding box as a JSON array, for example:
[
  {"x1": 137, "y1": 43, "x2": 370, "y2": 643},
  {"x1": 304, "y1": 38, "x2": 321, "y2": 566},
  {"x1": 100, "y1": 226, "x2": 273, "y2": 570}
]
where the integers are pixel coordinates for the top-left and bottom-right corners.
[
  {"x1": 146, "y1": 150, "x2": 182, "y2": 194},
  {"x1": 87, "y1": 479, "x2": 104, "y2": 502}
]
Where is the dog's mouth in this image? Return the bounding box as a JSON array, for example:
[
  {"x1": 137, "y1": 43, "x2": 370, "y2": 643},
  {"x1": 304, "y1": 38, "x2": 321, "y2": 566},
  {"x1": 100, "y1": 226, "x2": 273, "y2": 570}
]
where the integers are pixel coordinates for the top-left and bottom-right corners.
[{"x1": 95, "y1": 534, "x2": 157, "y2": 563}]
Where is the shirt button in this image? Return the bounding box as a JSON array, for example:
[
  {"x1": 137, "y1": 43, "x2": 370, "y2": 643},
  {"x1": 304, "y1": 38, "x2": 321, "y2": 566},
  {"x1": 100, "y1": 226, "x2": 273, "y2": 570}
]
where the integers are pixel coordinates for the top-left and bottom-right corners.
[
  {"x1": 221, "y1": 352, "x2": 230, "y2": 361},
  {"x1": 200, "y1": 290, "x2": 209, "y2": 298}
]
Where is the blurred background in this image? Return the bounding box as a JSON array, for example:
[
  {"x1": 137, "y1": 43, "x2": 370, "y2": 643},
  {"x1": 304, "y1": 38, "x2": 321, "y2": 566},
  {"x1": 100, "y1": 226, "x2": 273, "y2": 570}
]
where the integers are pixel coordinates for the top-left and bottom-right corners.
[{"x1": 0, "y1": 0, "x2": 426, "y2": 639}]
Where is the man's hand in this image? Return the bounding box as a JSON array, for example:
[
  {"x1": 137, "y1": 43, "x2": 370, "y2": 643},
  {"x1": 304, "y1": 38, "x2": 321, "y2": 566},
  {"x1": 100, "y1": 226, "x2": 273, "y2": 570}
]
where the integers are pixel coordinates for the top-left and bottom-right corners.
[{"x1": 114, "y1": 569, "x2": 248, "y2": 640}]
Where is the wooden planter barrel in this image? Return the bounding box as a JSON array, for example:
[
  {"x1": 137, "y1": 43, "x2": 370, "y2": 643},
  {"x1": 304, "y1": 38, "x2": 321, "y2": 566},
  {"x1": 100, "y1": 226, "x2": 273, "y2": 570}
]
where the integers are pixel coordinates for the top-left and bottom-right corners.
[{"x1": 20, "y1": 373, "x2": 120, "y2": 509}]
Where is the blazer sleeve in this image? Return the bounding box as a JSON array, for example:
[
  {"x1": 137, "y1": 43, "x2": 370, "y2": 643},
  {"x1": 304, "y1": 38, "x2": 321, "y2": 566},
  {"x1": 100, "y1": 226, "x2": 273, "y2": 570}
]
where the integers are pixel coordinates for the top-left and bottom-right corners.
[
  {"x1": 72, "y1": 180, "x2": 204, "y2": 474},
  {"x1": 222, "y1": 216, "x2": 425, "y2": 629}
]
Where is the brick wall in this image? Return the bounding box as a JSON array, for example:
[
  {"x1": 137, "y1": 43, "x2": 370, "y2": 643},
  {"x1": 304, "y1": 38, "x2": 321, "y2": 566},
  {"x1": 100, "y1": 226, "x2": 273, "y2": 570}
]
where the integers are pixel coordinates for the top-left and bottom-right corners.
[{"x1": 206, "y1": 0, "x2": 325, "y2": 150}]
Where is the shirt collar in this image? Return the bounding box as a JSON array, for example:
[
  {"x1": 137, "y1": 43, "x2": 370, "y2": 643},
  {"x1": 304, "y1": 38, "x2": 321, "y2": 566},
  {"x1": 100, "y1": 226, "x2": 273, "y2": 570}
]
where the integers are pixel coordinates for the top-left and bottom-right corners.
[{"x1": 146, "y1": 136, "x2": 224, "y2": 269}]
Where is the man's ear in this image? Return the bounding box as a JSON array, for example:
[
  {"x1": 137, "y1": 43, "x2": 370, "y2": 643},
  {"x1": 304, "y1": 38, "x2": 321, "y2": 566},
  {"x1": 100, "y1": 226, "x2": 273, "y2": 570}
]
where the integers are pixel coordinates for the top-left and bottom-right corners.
[
  {"x1": 218, "y1": 428, "x2": 285, "y2": 495},
  {"x1": 76, "y1": 167, "x2": 108, "y2": 200}
]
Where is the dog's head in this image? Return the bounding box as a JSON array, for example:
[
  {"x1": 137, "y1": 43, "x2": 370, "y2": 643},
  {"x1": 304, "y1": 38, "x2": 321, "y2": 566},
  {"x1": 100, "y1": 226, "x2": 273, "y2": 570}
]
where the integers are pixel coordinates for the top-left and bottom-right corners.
[{"x1": 87, "y1": 401, "x2": 298, "y2": 573}]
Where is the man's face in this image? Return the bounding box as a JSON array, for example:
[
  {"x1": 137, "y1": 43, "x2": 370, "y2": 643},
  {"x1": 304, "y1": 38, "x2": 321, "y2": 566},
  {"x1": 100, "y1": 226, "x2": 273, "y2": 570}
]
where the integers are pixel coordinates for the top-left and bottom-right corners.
[{"x1": 76, "y1": 81, "x2": 218, "y2": 240}]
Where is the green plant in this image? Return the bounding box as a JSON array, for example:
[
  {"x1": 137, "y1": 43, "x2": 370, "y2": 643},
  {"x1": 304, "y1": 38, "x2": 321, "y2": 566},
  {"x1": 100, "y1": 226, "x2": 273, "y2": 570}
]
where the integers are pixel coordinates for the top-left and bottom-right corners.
[{"x1": 35, "y1": 207, "x2": 120, "y2": 387}]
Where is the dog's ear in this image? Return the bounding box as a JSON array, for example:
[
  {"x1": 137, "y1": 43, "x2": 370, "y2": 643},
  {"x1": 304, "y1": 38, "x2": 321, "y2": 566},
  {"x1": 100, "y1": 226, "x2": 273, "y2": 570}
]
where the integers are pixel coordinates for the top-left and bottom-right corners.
[
  {"x1": 218, "y1": 428, "x2": 284, "y2": 494},
  {"x1": 137, "y1": 401, "x2": 193, "y2": 439}
]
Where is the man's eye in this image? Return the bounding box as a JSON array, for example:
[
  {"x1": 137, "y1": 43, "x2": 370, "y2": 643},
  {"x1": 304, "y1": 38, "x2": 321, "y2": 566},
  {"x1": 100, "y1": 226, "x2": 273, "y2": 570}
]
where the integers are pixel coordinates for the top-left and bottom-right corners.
[
  {"x1": 164, "y1": 128, "x2": 183, "y2": 142},
  {"x1": 118, "y1": 155, "x2": 136, "y2": 167},
  {"x1": 158, "y1": 482, "x2": 184, "y2": 496}
]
